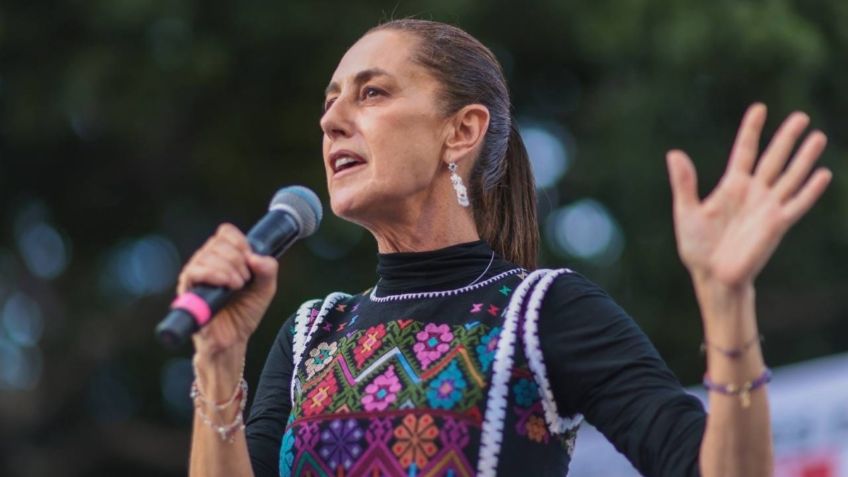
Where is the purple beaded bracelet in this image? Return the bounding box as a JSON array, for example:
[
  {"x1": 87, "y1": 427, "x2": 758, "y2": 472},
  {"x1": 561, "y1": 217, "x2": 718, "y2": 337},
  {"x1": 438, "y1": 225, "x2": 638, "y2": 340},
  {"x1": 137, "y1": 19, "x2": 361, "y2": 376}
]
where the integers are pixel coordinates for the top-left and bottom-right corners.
[{"x1": 703, "y1": 367, "x2": 772, "y2": 408}]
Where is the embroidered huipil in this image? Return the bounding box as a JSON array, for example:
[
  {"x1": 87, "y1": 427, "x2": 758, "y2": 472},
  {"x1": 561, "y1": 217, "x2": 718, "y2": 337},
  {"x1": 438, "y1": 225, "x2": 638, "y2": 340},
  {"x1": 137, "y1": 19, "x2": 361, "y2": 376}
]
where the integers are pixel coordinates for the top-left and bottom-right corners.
[{"x1": 246, "y1": 241, "x2": 706, "y2": 477}]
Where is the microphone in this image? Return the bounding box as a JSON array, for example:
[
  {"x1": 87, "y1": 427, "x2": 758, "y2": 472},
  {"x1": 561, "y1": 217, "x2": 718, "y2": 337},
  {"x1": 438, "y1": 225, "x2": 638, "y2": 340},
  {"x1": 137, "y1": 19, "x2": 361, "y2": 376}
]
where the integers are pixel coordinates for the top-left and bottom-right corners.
[{"x1": 155, "y1": 185, "x2": 323, "y2": 349}]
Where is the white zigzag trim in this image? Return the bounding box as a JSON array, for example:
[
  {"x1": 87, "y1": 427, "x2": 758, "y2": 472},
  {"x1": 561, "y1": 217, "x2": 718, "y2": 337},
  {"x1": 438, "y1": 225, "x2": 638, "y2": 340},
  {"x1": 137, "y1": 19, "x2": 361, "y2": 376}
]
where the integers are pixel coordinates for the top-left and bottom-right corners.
[
  {"x1": 523, "y1": 268, "x2": 584, "y2": 434},
  {"x1": 290, "y1": 298, "x2": 321, "y2": 403},
  {"x1": 291, "y1": 299, "x2": 321, "y2": 366},
  {"x1": 369, "y1": 268, "x2": 525, "y2": 303},
  {"x1": 303, "y1": 292, "x2": 351, "y2": 351},
  {"x1": 290, "y1": 293, "x2": 350, "y2": 403},
  {"x1": 476, "y1": 269, "x2": 548, "y2": 477}
]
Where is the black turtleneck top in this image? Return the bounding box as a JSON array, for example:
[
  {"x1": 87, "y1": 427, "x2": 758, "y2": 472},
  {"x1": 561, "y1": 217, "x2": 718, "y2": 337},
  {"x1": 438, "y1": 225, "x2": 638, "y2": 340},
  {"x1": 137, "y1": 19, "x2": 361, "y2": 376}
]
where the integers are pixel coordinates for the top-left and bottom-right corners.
[{"x1": 245, "y1": 241, "x2": 706, "y2": 477}]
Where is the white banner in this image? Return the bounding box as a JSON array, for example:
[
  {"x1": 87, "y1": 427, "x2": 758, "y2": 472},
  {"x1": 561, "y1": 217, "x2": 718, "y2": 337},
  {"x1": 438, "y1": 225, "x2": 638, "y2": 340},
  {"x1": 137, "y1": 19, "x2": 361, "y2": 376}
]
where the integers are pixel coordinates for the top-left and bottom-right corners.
[{"x1": 569, "y1": 352, "x2": 848, "y2": 476}]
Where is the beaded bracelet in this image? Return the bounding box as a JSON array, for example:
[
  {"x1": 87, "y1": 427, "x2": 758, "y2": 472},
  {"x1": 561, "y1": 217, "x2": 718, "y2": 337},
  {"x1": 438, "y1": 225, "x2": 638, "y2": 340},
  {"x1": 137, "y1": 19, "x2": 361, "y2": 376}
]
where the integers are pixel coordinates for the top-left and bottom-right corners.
[
  {"x1": 191, "y1": 359, "x2": 246, "y2": 410},
  {"x1": 700, "y1": 333, "x2": 763, "y2": 359},
  {"x1": 194, "y1": 381, "x2": 248, "y2": 443},
  {"x1": 703, "y1": 367, "x2": 772, "y2": 408},
  {"x1": 191, "y1": 359, "x2": 248, "y2": 442}
]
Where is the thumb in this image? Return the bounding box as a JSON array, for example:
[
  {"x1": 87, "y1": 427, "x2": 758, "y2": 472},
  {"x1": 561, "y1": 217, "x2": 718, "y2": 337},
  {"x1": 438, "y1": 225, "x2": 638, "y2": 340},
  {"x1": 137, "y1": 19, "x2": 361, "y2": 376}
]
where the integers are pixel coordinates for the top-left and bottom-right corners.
[{"x1": 666, "y1": 149, "x2": 700, "y2": 213}]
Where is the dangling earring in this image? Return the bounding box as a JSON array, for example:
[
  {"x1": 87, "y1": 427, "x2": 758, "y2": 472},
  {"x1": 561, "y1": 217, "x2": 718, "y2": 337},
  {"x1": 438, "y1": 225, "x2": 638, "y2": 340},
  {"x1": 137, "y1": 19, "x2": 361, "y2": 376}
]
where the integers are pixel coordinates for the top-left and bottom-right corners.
[{"x1": 449, "y1": 163, "x2": 470, "y2": 207}]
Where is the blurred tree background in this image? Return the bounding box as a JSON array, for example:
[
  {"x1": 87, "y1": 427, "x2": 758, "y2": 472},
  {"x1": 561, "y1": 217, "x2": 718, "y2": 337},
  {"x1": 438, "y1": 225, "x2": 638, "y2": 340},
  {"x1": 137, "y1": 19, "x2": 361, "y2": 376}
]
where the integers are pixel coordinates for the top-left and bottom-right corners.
[{"x1": 1, "y1": 0, "x2": 846, "y2": 475}]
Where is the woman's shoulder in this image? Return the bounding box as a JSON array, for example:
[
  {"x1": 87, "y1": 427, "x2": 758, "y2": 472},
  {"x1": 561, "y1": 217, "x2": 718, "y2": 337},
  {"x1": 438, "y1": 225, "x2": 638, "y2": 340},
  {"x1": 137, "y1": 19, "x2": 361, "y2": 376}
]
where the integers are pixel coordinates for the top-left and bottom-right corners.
[{"x1": 523, "y1": 267, "x2": 613, "y2": 305}]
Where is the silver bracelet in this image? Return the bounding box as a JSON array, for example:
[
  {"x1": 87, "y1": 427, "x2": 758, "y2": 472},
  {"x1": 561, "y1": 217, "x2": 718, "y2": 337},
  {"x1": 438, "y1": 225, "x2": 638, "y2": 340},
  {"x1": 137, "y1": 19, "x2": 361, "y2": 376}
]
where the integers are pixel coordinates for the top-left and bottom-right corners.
[
  {"x1": 193, "y1": 378, "x2": 248, "y2": 443},
  {"x1": 191, "y1": 358, "x2": 246, "y2": 411},
  {"x1": 191, "y1": 358, "x2": 248, "y2": 443}
]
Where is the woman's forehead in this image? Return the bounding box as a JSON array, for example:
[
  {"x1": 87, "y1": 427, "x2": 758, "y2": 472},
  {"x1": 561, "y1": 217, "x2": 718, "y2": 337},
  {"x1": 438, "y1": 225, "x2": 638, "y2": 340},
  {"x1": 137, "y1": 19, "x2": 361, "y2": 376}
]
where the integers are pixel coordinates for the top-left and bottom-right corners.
[{"x1": 328, "y1": 30, "x2": 421, "y2": 86}]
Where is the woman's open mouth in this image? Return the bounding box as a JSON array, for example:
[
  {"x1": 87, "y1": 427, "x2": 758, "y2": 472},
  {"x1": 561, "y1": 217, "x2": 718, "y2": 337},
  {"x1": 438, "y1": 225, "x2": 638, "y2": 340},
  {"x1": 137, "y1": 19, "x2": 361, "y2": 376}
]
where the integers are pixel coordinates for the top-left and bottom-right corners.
[{"x1": 330, "y1": 151, "x2": 367, "y2": 176}]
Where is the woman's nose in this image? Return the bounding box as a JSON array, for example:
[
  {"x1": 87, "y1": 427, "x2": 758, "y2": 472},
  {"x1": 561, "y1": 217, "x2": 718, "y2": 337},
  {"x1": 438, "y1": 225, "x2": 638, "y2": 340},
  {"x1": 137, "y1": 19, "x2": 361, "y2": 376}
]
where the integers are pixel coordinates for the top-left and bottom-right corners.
[{"x1": 320, "y1": 97, "x2": 353, "y2": 140}]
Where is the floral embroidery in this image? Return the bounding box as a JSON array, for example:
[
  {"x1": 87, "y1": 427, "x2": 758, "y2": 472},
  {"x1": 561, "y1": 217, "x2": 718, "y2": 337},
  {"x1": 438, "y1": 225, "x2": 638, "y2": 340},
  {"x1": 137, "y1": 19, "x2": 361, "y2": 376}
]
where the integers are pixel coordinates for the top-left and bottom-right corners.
[
  {"x1": 526, "y1": 415, "x2": 549, "y2": 443},
  {"x1": 476, "y1": 326, "x2": 501, "y2": 372},
  {"x1": 306, "y1": 341, "x2": 337, "y2": 378},
  {"x1": 391, "y1": 414, "x2": 439, "y2": 470},
  {"x1": 427, "y1": 361, "x2": 467, "y2": 409},
  {"x1": 319, "y1": 419, "x2": 364, "y2": 470},
  {"x1": 362, "y1": 365, "x2": 402, "y2": 411},
  {"x1": 413, "y1": 323, "x2": 453, "y2": 369},
  {"x1": 304, "y1": 372, "x2": 338, "y2": 417},
  {"x1": 354, "y1": 324, "x2": 386, "y2": 367},
  {"x1": 285, "y1": 271, "x2": 580, "y2": 476},
  {"x1": 513, "y1": 378, "x2": 540, "y2": 408}
]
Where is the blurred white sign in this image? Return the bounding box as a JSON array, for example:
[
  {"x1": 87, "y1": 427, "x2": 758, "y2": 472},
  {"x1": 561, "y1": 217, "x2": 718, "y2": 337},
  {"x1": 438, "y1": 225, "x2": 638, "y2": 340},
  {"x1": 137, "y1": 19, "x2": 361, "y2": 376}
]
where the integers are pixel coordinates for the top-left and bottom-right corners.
[{"x1": 569, "y1": 352, "x2": 848, "y2": 477}]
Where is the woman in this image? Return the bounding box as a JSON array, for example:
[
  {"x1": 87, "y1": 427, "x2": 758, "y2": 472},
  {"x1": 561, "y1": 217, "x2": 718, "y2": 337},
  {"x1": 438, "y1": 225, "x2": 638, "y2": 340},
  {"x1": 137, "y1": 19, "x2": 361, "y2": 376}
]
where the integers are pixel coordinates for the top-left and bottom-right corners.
[{"x1": 184, "y1": 19, "x2": 831, "y2": 477}]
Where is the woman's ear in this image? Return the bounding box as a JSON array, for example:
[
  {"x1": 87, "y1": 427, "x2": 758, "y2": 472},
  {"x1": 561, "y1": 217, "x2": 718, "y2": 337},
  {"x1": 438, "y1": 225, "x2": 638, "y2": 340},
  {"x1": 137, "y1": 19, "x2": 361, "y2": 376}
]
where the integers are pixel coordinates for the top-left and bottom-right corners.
[{"x1": 444, "y1": 104, "x2": 490, "y2": 165}]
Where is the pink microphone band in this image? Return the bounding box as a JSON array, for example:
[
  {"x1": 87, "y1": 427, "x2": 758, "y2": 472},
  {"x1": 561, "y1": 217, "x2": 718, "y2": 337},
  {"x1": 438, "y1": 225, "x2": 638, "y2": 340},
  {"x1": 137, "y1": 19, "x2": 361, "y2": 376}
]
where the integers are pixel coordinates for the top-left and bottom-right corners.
[{"x1": 171, "y1": 292, "x2": 213, "y2": 326}]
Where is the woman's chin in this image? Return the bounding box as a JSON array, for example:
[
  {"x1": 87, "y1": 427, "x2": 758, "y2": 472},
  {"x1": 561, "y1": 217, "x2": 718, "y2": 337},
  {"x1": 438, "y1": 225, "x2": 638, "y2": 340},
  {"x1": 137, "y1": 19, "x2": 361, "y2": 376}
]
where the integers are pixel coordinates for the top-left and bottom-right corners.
[{"x1": 329, "y1": 193, "x2": 368, "y2": 223}]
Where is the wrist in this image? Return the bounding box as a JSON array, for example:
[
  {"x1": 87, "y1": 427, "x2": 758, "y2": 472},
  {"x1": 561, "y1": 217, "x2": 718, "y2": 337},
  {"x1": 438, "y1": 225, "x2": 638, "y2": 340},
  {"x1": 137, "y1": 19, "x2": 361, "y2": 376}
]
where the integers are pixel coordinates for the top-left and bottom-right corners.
[
  {"x1": 192, "y1": 345, "x2": 247, "y2": 402},
  {"x1": 691, "y1": 274, "x2": 755, "y2": 315}
]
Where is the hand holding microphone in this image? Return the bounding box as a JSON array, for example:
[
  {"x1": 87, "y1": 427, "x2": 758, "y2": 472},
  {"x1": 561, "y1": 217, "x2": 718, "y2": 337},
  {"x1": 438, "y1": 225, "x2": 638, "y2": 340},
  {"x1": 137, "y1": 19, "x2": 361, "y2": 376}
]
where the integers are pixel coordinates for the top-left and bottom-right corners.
[{"x1": 155, "y1": 186, "x2": 322, "y2": 350}]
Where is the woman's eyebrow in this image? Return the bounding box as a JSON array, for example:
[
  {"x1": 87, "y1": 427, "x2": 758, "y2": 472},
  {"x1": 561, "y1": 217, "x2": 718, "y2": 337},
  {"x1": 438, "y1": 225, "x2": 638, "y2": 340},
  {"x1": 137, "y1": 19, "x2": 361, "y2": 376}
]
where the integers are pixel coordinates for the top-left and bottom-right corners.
[{"x1": 324, "y1": 68, "x2": 392, "y2": 97}]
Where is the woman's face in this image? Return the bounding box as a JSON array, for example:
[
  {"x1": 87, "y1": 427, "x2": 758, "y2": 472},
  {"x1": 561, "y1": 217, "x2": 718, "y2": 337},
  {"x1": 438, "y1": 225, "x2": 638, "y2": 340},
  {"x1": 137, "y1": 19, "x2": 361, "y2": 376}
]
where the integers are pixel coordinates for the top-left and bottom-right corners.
[{"x1": 320, "y1": 30, "x2": 449, "y2": 226}]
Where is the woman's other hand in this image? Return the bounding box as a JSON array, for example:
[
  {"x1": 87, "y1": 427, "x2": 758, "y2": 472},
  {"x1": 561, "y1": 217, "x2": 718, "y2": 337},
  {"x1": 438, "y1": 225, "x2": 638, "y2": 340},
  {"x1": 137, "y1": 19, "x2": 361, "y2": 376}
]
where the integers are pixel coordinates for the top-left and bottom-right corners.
[{"x1": 666, "y1": 103, "x2": 831, "y2": 290}]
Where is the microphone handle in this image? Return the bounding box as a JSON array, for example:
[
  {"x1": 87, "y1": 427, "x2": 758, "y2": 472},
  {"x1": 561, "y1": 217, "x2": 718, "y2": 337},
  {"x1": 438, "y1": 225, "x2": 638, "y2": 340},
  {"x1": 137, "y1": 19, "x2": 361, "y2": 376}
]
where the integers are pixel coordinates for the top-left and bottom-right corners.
[
  {"x1": 247, "y1": 210, "x2": 300, "y2": 258},
  {"x1": 156, "y1": 284, "x2": 234, "y2": 349},
  {"x1": 155, "y1": 211, "x2": 301, "y2": 349}
]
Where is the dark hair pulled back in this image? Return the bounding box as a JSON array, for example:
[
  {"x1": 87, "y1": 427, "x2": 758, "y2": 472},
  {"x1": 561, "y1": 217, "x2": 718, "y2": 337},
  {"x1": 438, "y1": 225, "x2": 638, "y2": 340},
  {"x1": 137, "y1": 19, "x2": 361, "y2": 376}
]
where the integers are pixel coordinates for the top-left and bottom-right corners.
[{"x1": 370, "y1": 19, "x2": 539, "y2": 269}]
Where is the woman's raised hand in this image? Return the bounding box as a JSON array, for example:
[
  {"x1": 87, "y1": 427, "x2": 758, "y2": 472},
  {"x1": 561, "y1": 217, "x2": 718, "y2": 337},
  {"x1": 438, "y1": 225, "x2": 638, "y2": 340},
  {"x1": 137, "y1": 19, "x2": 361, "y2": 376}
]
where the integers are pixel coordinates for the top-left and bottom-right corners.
[
  {"x1": 177, "y1": 223, "x2": 279, "y2": 358},
  {"x1": 666, "y1": 103, "x2": 832, "y2": 289}
]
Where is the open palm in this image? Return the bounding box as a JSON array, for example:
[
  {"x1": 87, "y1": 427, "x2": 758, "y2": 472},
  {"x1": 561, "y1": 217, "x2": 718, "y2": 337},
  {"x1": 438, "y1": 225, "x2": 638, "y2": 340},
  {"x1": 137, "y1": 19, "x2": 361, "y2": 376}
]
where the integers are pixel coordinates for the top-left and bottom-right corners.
[{"x1": 667, "y1": 104, "x2": 832, "y2": 288}]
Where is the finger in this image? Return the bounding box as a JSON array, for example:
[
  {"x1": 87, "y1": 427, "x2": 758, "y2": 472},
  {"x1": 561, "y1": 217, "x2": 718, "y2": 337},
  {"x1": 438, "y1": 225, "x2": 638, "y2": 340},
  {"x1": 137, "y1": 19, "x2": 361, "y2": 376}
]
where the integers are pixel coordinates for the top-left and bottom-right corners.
[
  {"x1": 215, "y1": 223, "x2": 251, "y2": 254},
  {"x1": 197, "y1": 255, "x2": 249, "y2": 290},
  {"x1": 666, "y1": 149, "x2": 700, "y2": 212},
  {"x1": 774, "y1": 131, "x2": 827, "y2": 201},
  {"x1": 180, "y1": 263, "x2": 245, "y2": 292},
  {"x1": 247, "y1": 253, "x2": 278, "y2": 292},
  {"x1": 727, "y1": 103, "x2": 767, "y2": 173},
  {"x1": 783, "y1": 168, "x2": 832, "y2": 224},
  {"x1": 754, "y1": 111, "x2": 810, "y2": 185},
  {"x1": 204, "y1": 239, "x2": 252, "y2": 280}
]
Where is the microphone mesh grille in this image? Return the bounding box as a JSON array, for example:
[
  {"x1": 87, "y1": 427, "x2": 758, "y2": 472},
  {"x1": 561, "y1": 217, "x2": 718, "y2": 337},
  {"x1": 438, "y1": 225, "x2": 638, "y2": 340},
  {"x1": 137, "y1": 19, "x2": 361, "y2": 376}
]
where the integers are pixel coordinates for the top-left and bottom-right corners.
[{"x1": 269, "y1": 186, "x2": 323, "y2": 238}]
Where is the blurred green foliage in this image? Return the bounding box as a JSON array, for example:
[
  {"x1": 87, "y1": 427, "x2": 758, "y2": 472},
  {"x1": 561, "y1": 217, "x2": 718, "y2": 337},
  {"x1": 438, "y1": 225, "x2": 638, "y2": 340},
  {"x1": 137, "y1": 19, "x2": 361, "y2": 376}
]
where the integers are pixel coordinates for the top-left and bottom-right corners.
[{"x1": 1, "y1": 0, "x2": 846, "y2": 475}]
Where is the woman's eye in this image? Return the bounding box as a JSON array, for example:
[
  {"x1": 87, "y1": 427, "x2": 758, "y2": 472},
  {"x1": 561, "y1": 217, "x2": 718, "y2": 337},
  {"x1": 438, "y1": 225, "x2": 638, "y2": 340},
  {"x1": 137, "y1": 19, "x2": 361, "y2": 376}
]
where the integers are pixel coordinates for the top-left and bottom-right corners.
[
  {"x1": 323, "y1": 98, "x2": 337, "y2": 112},
  {"x1": 361, "y1": 87, "x2": 384, "y2": 100}
]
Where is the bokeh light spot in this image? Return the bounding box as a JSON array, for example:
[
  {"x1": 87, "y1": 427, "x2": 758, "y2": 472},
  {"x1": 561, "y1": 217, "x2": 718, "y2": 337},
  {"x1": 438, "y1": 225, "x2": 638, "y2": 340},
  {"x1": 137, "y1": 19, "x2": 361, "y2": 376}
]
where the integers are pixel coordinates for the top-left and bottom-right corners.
[
  {"x1": 17, "y1": 222, "x2": 69, "y2": 280},
  {"x1": 521, "y1": 122, "x2": 570, "y2": 189},
  {"x1": 14, "y1": 202, "x2": 70, "y2": 280},
  {"x1": 2, "y1": 292, "x2": 44, "y2": 347},
  {"x1": 546, "y1": 199, "x2": 624, "y2": 266},
  {"x1": 0, "y1": 339, "x2": 43, "y2": 390},
  {"x1": 100, "y1": 235, "x2": 181, "y2": 298}
]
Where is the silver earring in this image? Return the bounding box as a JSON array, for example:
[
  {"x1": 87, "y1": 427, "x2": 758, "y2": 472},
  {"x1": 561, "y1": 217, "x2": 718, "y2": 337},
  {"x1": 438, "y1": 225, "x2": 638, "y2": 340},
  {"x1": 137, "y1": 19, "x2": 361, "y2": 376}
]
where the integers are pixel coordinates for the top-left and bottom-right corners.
[{"x1": 449, "y1": 163, "x2": 470, "y2": 207}]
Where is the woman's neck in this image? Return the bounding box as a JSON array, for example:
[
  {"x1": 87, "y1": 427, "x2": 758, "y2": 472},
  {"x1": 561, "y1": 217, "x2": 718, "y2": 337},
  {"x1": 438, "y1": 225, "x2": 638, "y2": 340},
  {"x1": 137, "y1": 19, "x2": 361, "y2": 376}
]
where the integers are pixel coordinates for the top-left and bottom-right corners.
[{"x1": 359, "y1": 197, "x2": 480, "y2": 253}]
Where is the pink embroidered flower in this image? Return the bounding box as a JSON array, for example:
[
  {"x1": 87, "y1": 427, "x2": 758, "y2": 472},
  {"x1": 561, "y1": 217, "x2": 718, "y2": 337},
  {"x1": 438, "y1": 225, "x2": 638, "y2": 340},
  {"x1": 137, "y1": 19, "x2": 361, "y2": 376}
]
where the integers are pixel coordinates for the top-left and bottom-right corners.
[
  {"x1": 354, "y1": 324, "x2": 386, "y2": 367},
  {"x1": 391, "y1": 413, "x2": 439, "y2": 470},
  {"x1": 303, "y1": 373, "x2": 338, "y2": 417},
  {"x1": 413, "y1": 323, "x2": 453, "y2": 369},
  {"x1": 361, "y1": 365, "x2": 401, "y2": 411}
]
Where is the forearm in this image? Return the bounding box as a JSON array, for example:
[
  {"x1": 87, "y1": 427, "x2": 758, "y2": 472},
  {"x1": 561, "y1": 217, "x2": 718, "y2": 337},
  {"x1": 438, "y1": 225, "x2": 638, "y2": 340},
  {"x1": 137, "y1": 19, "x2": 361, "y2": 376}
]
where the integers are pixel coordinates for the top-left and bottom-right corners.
[
  {"x1": 695, "y1": 280, "x2": 773, "y2": 477},
  {"x1": 189, "y1": 344, "x2": 256, "y2": 477}
]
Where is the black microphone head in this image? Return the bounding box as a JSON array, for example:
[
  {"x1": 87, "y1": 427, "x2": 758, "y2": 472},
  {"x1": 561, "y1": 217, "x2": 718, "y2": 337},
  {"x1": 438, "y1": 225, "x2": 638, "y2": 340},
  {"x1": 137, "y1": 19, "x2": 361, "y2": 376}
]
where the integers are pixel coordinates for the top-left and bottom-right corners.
[{"x1": 269, "y1": 186, "x2": 323, "y2": 238}]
